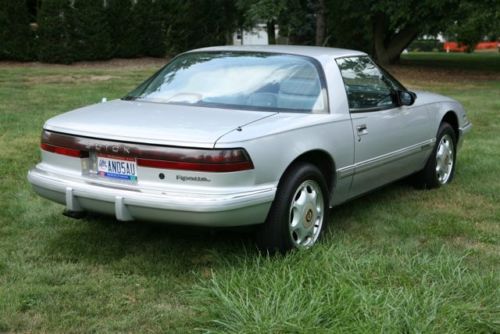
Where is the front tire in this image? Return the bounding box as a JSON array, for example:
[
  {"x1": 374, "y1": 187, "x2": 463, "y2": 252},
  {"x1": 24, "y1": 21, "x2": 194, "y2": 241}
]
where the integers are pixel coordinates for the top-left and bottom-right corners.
[
  {"x1": 415, "y1": 122, "x2": 457, "y2": 189},
  {"x1": 257, "y1": 162, "x2": 329, "y2": 254}
]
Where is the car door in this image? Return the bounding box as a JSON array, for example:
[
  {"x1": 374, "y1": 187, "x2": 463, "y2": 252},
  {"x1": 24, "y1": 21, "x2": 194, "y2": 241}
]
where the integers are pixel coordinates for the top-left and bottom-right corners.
[{"x1": 336, "y1": 56, "x2": 432, "y2": 197}]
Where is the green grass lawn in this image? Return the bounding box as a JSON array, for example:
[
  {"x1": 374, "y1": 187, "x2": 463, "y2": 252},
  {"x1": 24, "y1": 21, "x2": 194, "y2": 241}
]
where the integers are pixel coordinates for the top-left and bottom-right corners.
[{"x1": 0, "y1": 53, "x2": 499, "y2": 333}]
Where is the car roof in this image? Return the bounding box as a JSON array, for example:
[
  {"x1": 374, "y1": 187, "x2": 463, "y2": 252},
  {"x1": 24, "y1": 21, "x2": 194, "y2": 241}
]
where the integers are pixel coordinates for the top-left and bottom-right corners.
[{"x1": 188, "y1": 45, "x2": 367, "y2": 59}]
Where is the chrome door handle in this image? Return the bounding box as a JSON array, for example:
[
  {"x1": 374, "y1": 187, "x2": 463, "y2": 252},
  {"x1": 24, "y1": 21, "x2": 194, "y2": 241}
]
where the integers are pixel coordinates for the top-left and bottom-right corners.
[{"x1": 356, "y1": 124, "x2": 368, "y2": 134}]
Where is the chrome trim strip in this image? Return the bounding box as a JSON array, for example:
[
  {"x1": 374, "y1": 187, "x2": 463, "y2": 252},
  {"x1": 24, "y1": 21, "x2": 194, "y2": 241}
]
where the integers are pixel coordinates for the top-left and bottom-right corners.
[
  {"x1": 336, "y1": 165, "x2": 355, "y2": 179},
  {"x1": 355, "y1": 138, "x2": 435, "y2": 174},
  {"x1": 459, "y1": 122, "x2": 472, "y2": 136},
  {"x1": 337, "y1": 138, "x2": 436, "y2": 178},
  {"x1": 420, "y1": 140, "x2": 435, "y2": 151}
]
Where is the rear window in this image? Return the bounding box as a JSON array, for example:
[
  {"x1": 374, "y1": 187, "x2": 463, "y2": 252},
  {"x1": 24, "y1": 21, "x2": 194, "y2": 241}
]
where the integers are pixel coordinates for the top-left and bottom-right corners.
[{"x1": 125, "y1": 52, "x2": 328, "y2": 113}]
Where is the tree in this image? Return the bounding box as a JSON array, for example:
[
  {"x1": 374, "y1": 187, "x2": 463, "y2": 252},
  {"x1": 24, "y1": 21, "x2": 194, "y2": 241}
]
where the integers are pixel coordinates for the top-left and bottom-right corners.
[
  {"x1": 324, "y1": 0, "x2": 372, "y2": 53},
  {"x1": 107, "y1": 0, "x2": 142, "y2": 58},
  {"x1": 370, "y1": 0, "x2": 459, "y2": 64},
  {"x1": 324, "y1": 0, "x2": 461, "y2": 64},
  {"x1": 72, "y1": 0, "x2": 112, "y2": 61},
  {"x1": 277, "y1": 0, "x2": 316, "y2": 45},
  {"x1": 444, "y1": 0, "x2": 500, "y2": 52},
  {"x1": 0, "y1": 0, "x2": 33, "y2": 60},
  {"x1": 240, "y1": 0, "x2": 287, "y2": 44},
  {"x1": 314, "y1": 0, "x2": 327, "y2": 46},
  {"x1": 37, "y1": 0, "x2": 74, "y2": 64}
]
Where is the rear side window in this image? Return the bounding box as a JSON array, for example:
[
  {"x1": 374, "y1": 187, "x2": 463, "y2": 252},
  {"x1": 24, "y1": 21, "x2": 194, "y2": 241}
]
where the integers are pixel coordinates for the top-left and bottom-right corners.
[{"x1": 336, "y1": 56, "x2": 397, "y2": 111}]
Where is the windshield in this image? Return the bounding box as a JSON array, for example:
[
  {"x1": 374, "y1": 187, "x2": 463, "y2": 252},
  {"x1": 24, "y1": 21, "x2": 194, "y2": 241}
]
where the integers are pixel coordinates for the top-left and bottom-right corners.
[{"x1": 125, "y1": 52, "x2": 328, "y2": 113}]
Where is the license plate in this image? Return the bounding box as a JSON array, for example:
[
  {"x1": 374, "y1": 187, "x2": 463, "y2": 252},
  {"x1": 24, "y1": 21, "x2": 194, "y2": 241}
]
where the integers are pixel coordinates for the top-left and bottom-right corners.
[{"x1": 97, "y1": 154, "x2": 137, "y2": 181}]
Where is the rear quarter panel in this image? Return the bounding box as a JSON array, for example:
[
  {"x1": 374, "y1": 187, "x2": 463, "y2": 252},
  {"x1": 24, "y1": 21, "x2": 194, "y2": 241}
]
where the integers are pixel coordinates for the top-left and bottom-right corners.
[{"x1": 215, "y1": 113, "x2": 355, "y2": 205}]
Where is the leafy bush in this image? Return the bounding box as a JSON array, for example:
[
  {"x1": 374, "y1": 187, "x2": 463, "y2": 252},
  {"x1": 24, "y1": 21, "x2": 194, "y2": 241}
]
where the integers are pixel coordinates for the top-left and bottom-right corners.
[
  {"x1": 107, "y1": 0, "x2": 142, "y2": 58},
  {"x1": 163, "y1": 0, "x2": 237, "y2": 55},
  {"x1": 0, "y1": 0, "x2": 34, "y2": 60},
  {"x1": 72, "y1": 0, "x2": 112, "y2": 61},
  {"x1": 135, "y1": 0, "x2": 166, "y2": 57},
  {"x1": 37, "y1": 0, "x2": 75, "y2": 64},
  {"x1": 32, "y1": 0, "x2": 239, "y2": 63}
]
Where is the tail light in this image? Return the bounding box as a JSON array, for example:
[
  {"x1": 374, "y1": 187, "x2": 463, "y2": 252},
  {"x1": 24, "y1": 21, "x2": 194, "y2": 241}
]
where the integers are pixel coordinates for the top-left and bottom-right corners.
[
  {"x1": 41, "y1": 131, "x2": 89, "y2": 158},
  {"x1": 40, "y1": 143, "x2": 88, "y2": 158},
  {"x1": 40, "y1": 130, "x2": 253, "y2": 172},
  {"x1": 137, "y1": 148, "x2": 253, "y2": 172}
]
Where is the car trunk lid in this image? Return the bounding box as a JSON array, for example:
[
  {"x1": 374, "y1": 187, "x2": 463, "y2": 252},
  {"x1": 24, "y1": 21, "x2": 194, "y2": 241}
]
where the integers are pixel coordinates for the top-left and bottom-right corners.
[{"x1": 44, "y1": 99, "x2": 277, "y2": 148}]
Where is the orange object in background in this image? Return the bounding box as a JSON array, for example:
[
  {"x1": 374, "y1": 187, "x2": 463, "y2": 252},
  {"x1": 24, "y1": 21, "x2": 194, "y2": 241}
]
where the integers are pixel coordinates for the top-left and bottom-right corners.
[
  {"x1": 475, "y1": 41, "x2": 498, "y2": 50},
  {"x1": 444, "y1": 41, "x2": 499, "y2": 52}
]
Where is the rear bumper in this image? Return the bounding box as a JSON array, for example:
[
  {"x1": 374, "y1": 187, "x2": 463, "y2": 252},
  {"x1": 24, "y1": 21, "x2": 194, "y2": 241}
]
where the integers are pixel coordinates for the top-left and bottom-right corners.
[{"x1": 28, "y1": 166, "x2": 275, "y2": 226}]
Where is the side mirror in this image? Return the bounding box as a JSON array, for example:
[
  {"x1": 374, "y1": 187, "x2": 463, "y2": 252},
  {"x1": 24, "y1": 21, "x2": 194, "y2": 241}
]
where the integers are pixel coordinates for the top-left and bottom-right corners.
[{"x1": 398, "y1": 90, "x2": 416, "y2": 106}]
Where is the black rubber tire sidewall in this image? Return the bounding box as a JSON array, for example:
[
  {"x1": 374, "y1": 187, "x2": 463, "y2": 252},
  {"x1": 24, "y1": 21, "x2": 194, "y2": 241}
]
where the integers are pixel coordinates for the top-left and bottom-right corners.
[
  {"x1": 420, "y1": 122, "x2": 457, "y2": 189},
  {"x1": 256, "y1": 162, "x2": 330, "y2": 254}
]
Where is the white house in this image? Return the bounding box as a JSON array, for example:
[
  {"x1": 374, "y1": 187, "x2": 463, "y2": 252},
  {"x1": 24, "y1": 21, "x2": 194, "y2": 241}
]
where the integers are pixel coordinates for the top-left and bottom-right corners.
[{"x1": 233, "y1": 23, "x2": 279, "y2": 45}]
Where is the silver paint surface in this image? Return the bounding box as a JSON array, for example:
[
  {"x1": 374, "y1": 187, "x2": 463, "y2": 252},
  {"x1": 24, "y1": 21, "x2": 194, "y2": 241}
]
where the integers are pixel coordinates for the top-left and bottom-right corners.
[{"x1": 28, "y1": 45, "x2": 471, "y2": 226}]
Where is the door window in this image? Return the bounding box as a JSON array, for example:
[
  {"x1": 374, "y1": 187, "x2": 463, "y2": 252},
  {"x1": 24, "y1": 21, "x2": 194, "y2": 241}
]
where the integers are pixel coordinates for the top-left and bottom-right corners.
[{"x1": 336, "y1": 56, "x2": 397, "y2": 111}]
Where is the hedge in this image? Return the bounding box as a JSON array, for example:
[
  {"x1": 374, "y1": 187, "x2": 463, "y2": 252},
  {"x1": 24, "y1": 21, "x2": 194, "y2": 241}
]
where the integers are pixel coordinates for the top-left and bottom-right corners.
[
  {"x1": 37, "y1": 0, "x2": 75, "y2": 64},
  {"x1": 107, "y1": 0, "x2": 142, "y2": 58},
  {"x1": 72, "y1": 0, "x2": 113, "y2": 61},
  {"x1": 2, "y1": 0, "x2": 238, "y2": 64},
  {"x1": 0, "y1": 0, "x2": 34, "y2": 61}
]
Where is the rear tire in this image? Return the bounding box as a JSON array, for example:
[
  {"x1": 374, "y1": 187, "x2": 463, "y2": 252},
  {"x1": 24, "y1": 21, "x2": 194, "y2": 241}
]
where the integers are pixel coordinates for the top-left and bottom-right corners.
[
  {"x1": 256, "y1": 162, "x2": 329, "y2": 254},
  {"x1": 414, "y1": 122, "x2": 457, "y2": 189}
]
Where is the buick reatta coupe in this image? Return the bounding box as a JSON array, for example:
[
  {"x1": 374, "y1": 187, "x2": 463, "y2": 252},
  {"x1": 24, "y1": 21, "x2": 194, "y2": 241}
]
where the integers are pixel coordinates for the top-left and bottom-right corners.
[{"x1": 28, "y1": 46, "x2": 472, "y2": 252}]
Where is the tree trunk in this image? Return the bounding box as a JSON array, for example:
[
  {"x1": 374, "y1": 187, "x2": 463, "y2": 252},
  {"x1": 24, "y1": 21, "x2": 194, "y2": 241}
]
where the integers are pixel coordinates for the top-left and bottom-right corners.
[
  {"x1": 315, "y1": 0, "x2": 326, "y2": 46},
  {"x1": 225, "y1": 31, "x2": 233, "y2": 45},
  {"x1": 267, "y1": 20, "x2": 276, "y2": 45},
  {"x1": 373, "y1": 13, "x2": 419, "y2": 65}
]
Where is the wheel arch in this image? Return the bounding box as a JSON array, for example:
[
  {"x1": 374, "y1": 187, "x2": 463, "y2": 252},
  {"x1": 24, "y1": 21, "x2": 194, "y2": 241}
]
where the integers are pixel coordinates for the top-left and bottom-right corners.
[
  {"x1": 441, "y1": 111, "x2": 459, "y2": 140},
  {"x1": 279, "y1": 149, "x2": 336, "y2": 203}
]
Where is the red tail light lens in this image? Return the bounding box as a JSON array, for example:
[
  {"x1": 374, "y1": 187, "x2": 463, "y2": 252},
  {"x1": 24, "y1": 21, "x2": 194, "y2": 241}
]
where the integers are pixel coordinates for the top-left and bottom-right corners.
[
  {"x1": 40, "y1": 130, "x2": 253, "y2": 172},
  {"x1": 137, "y1": 149, "x2": 253, "y2": 172},
  {"x1": 41, "y1": 131, "x2": 89, "y2": 158},
  {"x1": 40, "y1": 143, "x2": 88, "y2": 158}
]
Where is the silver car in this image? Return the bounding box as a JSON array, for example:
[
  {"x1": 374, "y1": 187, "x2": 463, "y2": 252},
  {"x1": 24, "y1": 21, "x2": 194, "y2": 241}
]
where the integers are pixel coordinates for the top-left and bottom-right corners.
[{"x1": 28, "y1": 45, "x2": 472, "y2": 252}]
